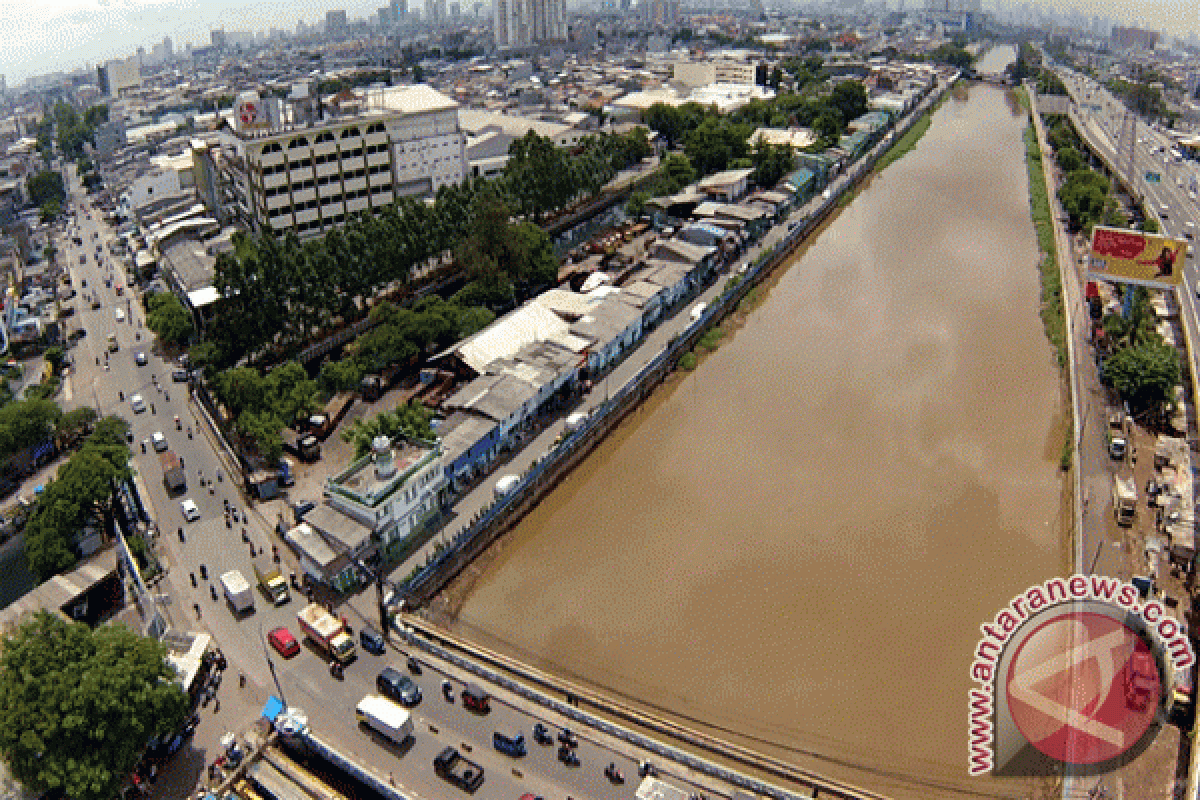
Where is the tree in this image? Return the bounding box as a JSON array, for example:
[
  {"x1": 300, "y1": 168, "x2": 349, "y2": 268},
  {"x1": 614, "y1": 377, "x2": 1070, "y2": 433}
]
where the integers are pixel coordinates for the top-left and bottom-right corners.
[
  {"x1": 0, "y1": 611, "x2": 187, "y2": 800},
  {"x1": 39, "y1": 199, "x2": 61, "y2": 224},
  {"x1": 1055, "y1": 147, "x2": 1084, "y2": 173},
  {"x1": 320, "y1": 358, "x2": 363, "y2": 392},
  {"x1": 626, "y1": 190, "x2": 650, "y2": 217},
  {"x1": 1104, "y1": 341, "x2": 1180, "y2": 415},
  {"x1": 342, "y1": 400, "x2": 436, "y2": 458},
  {"x1": 829, "y1": 80, "x2": 868, "y2": 126},
  {"x1": 1057, "y1": 170, "x2": 1110, "y2": 232},
  {"x1": 813, "y1": 109, "x2": 843, "y2": 139},
  {"x1": 145, "y1": 292, "x2": 193, "y2": 347},
  {"x1": 23, "y1": 419, "x2": 131, "y2": 581},
  {"x1": 26, "y1": 170, "x2": 65, "y2": 207}
]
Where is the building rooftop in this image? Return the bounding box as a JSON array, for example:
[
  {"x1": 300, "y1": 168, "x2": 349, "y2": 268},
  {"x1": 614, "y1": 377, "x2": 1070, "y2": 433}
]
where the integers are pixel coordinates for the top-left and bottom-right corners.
[
  {"x1": 304, "y1": 503, "x2": 373, "y2": 553},
  {"x1": 328, "y1": 437, "x2": 438, "y2": 509},
  {"x1": 162, "y1": 239, "x2": 217, "y2": 291}
]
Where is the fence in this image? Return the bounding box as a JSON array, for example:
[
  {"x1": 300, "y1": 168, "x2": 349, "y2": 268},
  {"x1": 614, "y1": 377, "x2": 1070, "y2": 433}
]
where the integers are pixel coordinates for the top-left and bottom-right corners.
[{"x1": 400, "y1": 80, "x2": 948, "y2": 609}]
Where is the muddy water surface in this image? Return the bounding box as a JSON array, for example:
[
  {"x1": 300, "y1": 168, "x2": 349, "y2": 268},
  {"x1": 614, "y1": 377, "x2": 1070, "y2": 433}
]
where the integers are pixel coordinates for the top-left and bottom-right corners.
[{"x1": 452, "y1": 70, "x2": 1065, "y2": 798}]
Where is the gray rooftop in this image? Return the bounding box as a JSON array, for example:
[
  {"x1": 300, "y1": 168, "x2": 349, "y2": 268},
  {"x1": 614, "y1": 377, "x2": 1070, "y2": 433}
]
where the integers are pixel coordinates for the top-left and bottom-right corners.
[
  {"x1": 304, "y1": 503, "x2": 373, "y2": 553},
  {"x1": 162, "y1": 239, "x2": 217, "y2": 291},
  {"x1": 439, "y1": 411, "x2": 500, "y2": 466}
]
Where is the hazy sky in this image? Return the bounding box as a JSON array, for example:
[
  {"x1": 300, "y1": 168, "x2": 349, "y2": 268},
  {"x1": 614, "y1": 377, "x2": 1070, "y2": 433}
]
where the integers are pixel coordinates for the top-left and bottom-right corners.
[{"x1": 0, "y1": 0, "x2": 1196, "y2": 86}]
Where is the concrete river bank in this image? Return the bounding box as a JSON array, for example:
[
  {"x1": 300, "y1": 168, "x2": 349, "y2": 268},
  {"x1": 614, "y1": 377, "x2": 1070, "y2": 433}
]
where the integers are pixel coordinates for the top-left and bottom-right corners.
[{"x1": 446, "y1": 63, "x2": 1066, "y2": 799}]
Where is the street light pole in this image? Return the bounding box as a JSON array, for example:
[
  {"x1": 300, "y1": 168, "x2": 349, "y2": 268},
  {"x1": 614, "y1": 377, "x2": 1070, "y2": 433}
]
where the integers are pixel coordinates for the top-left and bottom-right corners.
[{"x1": 257, "y1": 621, "x2": 288, "y2": 707}]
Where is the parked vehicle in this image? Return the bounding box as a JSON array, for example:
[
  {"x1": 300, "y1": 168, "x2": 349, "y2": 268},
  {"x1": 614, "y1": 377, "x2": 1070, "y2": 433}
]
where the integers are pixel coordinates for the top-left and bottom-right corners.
[
  {"x1": 220, "y1": 570, "x2": 255, "y2": 615},
  {"x1": 356, "y1": 694, "x2": 414, "y2": 745},
  {"x1": 1123, "y1": 650, "x2": 1159, "y2": 711},
  {"x1": 253, "y1": 564, "x2": 290, "y2": 606},
  {"x1": 282, "y1": 428, "x2": 321, "y2": 462},
  {"x1": 532, "y1": 723, "x2": 553, "y2": 746},
  {"x1": 1113, "y1": 475, "x2": 1137, "y2": 527},
  {"x1": 1107, "y1": 410, "x2": 1129, "y2": 460},
  {"x1": 297, "y1": 602, "x2": 356, "y2": 664},
  {"x1": 433, "y1": 747, "x2": 485, "y2": 793}
]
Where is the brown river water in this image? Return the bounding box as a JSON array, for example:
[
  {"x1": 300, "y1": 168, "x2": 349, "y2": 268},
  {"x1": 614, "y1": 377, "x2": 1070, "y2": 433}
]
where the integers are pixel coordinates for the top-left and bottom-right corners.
[{"x1": 450, "y1": 56, "x2": 1067, "y2": 799}]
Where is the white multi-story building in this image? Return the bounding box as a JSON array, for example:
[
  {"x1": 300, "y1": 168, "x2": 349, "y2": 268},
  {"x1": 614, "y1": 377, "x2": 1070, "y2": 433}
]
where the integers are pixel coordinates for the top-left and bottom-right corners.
[
  {"x1": 216, "y1": 83, "x2": 467, "y2": 239},
  {"x1": 97, "y1": 56, "x2": 141, "y2": 98},
  {"x1": 672, "y1": 57, "x2": 764, "y2": 89},
  {"x1": 494, "y1": 0, "x2": 566, "y2": 48}
]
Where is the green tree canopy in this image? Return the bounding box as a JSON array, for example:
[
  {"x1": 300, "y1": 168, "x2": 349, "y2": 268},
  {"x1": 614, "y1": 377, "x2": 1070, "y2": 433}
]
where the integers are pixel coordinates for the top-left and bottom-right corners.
[
  {"x1": 26, "y1": 170, "x2": 65, "y2": 207},
  {"x1": 1104, "y1": 341, "x2": 1181, "y2": 415},
  {"x1": 1057, "y1": 169, "x2": 1110, "y2": 232},
  {"x1": 145, "y1": 292, "x2": 194, "y2": 347},
  {"x1": 0, "y1": 611, "x2": 188, "y2": 800},
  {"x1": 23, "y1": 418, "x2": 131, "y2": 581},
  {"x1": 342, "y1": 400, "x2": 436, "y2": 458}
]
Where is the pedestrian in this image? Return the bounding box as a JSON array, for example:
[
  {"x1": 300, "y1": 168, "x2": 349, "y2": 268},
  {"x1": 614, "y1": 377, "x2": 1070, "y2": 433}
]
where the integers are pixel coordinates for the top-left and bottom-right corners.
[{"x1": 389, "y1": 773, "x2": 396, "y2": 787}]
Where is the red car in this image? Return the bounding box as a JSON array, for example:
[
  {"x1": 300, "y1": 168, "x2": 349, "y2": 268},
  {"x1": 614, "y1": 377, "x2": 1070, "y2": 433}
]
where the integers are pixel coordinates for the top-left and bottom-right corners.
[{"x1": 268, "y1": 626, "x2": 300, "y2": 658}]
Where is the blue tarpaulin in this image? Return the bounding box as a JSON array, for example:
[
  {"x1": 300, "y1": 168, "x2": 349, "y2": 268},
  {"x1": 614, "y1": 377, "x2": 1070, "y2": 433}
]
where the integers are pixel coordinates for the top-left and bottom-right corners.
[{"x1": 262, "y1": 695, "x2": 284, "y2": 722}]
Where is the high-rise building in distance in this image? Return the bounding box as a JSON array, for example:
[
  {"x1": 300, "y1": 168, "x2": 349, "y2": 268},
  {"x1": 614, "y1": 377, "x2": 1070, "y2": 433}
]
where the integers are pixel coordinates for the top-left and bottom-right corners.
[
  {"x1": 326, "y1": 10, "x2": 349, "y2": 34},
  {"x1": 494, "y1": 0, "x2": 566, "y2": 47},
  {"x1": 96, "y1": 56, "x2": 141, "y2": 97},
  {"x1": 1111, "y1": 26, "x2": 1159, "y2": 50}
]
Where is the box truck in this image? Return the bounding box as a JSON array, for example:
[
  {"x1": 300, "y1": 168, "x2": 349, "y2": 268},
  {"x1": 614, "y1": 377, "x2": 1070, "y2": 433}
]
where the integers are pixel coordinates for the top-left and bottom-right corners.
[
  {"x1": 297, "y1": 602, "x2": 356, "y2": 663},
  {"x1": 355, "y1": 694, "x2": 414, "y2": 745},
  {"x1": 220, "y1": 570, "x2": 254, "y2": 614}
]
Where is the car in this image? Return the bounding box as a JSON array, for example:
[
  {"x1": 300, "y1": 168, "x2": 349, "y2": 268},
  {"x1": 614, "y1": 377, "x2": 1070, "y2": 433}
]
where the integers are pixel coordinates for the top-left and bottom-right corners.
[
  {"x1": 151, "y1": 432, "x2": 167, "y2": 452},
  {"x1": 268, "y1": 626, "x2": 301, "y2": 658},
  {"x1": 171, "y1": 368, "x2": 189, "y2": 382},
  {"x1": 180, "y1": 499, "x2": 200, "y2": 522},
  {"x1": 360, "y1": 627, "x2": 386, "y2": 655},
  {"x1": 135, "y1": 352, "x2": 148, "y2": 366},
  {"x1": 376, "y1": 666, "x2": 422, "y2": 706},
  {"x1": 130, "y1": 394, "x2": 146, "y2": 413}
]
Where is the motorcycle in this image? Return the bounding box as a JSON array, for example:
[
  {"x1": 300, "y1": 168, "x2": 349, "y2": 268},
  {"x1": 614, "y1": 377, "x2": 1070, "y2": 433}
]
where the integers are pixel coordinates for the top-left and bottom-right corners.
[
  {"x1": 187, "y1": 429, "x2": 193, "y2": 440},
  {"x1": 290, "y1": 572, "x2": 299, "y2": 590},
  {"x1": 174, "y1": 416, "x2": 181, "y2": 431},
  {"x1": 149, "y1": 403, "x2": 155, "y2": 414},
  {"x1": 140, "y1": 441, "x2": 146, "y2": 454},
  {"x1": 532, "y1": 723, "x2": 553, "y2": 746},
  {"x1": 164, "y1": 391, "x2": 169, "y2": 402},
  {"x1": 225, "y1": 516, "x2": 231, "y2": 529},
  {"x1": 558, "y1": 747, "x2": 580, "y2": 767},
  {"x1": 442, "y1": 681, "x2": 455, "y2": 702},
  {"x1": 193, "y1": 602, "x2": 201, "y2": 619},
  {"x1": 189, "y1": 572, "x2": 197, "y2": 588},
  {"x1": 118, "y1": 391, "x2": 124, "y2": 401},
  {"x1": 605, "y1": 764, "x2": 624, "y2": 784},
  {"x1": 199, "y1": 564, "x2": 207, "y2": 580},
  {"x1": 407, "y1": 656, "x2": 422, "y2": 675},
  {"x1": 216, "y1": 468, "x2": 222, "y2": 482},
  {"x1": 638, "y1": 762, "x2": 658, "y2": 779},
  {"x1": 558, "y1": 728, "x2": 579, "y2": 748},
  {"x1": 178, "y1": 528, "x2": 185, "y2": 543},
  {"x1": 210, "y1": 584, "x2": 218, "y2": 602},
  {"x1": 330, "y1": 661, "x2": 344, "y2": 680}
]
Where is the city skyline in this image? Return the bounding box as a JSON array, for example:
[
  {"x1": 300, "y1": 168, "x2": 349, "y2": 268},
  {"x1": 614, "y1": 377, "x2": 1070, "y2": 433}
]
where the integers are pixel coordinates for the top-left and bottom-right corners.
[{"x1": 0, "y1": 0, "x2": 1198, "y2": 87}]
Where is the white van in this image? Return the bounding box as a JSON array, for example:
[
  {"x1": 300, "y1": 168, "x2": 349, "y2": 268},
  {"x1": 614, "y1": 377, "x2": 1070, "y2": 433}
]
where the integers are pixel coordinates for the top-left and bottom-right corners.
[
  {"x1": 689, "y1": 302, "x2": 707, "y2": 323},
  {"x1": 114, "y1": 308, "x2": 125, "y2": 323}
]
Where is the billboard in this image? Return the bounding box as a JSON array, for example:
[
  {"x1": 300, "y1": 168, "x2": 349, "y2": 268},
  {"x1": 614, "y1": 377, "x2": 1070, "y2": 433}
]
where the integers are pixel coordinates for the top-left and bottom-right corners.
[{"x1": 1088, "y1": 226, "x2": 1186, "y2": 288}]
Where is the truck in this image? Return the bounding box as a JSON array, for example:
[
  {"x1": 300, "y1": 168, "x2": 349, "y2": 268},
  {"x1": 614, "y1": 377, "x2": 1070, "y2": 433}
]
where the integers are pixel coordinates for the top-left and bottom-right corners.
[
  {"x1": 282, "y1": 428, "x2": 321, "y2": 462},
  {"x1": 159, "y1": 450, "x2": 185, "y2": 494},
  {"x1": 220, "y1": 570, "x2": 255, "y2": 615},
  {"x1": 308, "y1": 392, "x2": 356, "y2": 440},
  {"x1": 254, "y1": 563, "x2": 290, "y2": 606},
  {"x1": 433, "y1": 746, "x2": 485, "y2": 793},
  {"x1": 297, "y1": 602, "x2": 356, "y2": 664},
  {"x1": 1107, "y1": 410, "x2": 1129, "y2": 460},
  {"x1": 355, "y1": 695, "x2": 414, "y2": 745},
  {"x1": 1113, "y1": 475, "x2": 1137, "y2": 527}
]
